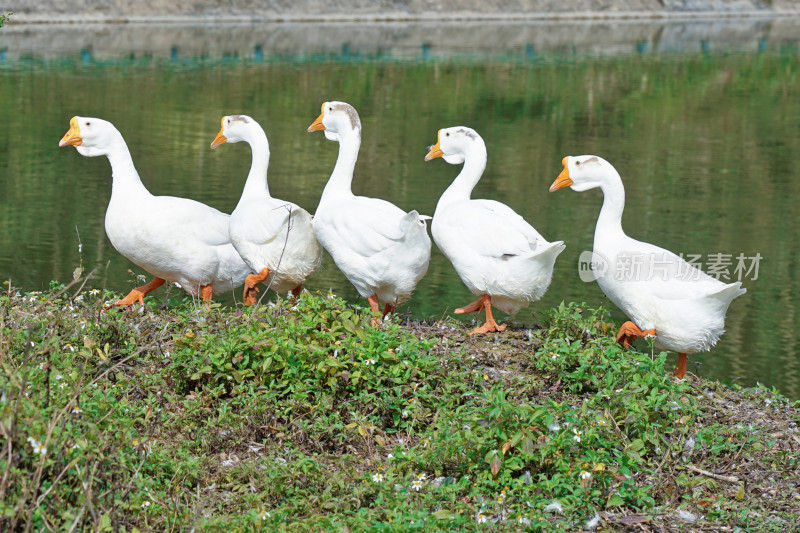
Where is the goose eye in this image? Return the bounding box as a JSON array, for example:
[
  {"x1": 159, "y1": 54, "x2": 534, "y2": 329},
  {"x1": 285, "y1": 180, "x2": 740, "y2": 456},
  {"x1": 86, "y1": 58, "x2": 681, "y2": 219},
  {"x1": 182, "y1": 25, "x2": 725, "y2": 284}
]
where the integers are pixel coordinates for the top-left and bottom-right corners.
[
  {"x1": 85, "y1": 122, "x2": 90, "y2": 126},
  {"x1": 328, "y1": 107, "x2": 332, "y2": 112},
  {"x1": 445, "y1": 132, "x2": 450, "y2": 137},
  {"x1": 576, "y1": 161, "x2": 581, "y2": 166}
]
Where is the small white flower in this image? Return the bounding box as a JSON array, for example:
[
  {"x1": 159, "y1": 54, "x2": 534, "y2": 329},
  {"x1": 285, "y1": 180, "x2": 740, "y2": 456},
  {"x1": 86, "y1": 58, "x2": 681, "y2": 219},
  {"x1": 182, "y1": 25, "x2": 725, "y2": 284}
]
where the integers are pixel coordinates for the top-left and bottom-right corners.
[
  {"x1": 402, "y1": 410, "x2": 409, "y2": 419},
  {"x1": 517, "y1": 515, "x2": 531, "y2": 526},
  {"x1": 137, "y1": 274, "x2": 147, "y2": 282},
  {"x1": 573, "y1": 429, "x2": 582, "y2": 442},
  {"x1": 141, "y1": 500, "x2": 151, "y2": 509},
  {"x1": 78, "y1": 243, "x2": 83, "y2": 253},
  {"x1": 387, "y1": 453, "x2": 394, "y2": 460},
  {"x1": 257, "y1": 508, "x2": 270, "y2": 520},
  {"x1": 30, "y1": 439, "x2": 47, "y2": 455},
  {"x1": 89, "y1": 289, "x2": 100, "y2": 296},
  {"x1": 72, "y1": 406, "x2": 83, "y2": 414},
  {"x1": 416, "y1": 473, "x2": 427, "y2": 481},
  {"x1": 65, "y1": 344, "x2": 75, "y2": 353},
  {"x1": 548, "y1": 421, "x2": 561, "y2": 432},
  {"x1": 411, "y1": 479, "x2": 423, "y2": 491},
  {"x1": 364, "y1": 358, "x2": 376, "y2": 365},
  {"x1": 579, "y1": 470, "x2": 591, "y2": 480},
  {"x1": 372, "y1": 473, "x2": 384, "y2": 482},
  {"x1": 475, "y1": 509, "x2": 488, "y2": 524}
]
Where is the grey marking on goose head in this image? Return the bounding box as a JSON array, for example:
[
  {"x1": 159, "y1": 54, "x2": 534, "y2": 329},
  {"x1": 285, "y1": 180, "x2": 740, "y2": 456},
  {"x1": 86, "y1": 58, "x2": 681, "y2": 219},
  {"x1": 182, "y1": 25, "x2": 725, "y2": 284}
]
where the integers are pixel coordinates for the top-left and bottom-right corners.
[{"x1": 333, "y1": 103, "x2": 361, "y2": 131}]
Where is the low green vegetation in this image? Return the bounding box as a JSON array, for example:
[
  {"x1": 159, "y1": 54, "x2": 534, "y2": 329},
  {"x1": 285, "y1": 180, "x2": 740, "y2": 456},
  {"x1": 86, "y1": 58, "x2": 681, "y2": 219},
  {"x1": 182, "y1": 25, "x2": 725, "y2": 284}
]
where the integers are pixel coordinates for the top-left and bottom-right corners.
[
  {"x1": 1, "y1": 279, "x2": 798, "y2": 531},
  {"x1": 0, "y1": 12, "x2": 10, "y2": 27}
]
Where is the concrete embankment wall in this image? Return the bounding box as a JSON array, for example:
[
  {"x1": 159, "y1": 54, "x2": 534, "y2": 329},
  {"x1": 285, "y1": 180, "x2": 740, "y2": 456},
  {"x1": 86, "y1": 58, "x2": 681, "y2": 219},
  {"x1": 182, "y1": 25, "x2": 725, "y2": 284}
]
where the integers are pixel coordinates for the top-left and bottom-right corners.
[{"x1": 4, "y1": 0, "x2": 800, "y2": 23}]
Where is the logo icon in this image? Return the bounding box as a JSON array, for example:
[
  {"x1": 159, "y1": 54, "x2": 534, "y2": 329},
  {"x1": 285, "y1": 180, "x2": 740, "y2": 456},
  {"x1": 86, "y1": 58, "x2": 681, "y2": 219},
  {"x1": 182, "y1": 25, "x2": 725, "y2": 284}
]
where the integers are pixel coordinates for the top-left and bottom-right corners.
[{"x1": 578, "y1": 250, "x2": 609, "y2": 282}]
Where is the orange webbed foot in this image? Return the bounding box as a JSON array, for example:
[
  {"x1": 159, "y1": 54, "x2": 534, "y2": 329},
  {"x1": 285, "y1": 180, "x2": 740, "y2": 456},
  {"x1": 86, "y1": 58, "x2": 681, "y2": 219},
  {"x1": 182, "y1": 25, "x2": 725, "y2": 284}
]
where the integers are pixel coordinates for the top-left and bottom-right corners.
[
  {"x1": 455, "y1": 297, "x2": 485, "y2": 315},
  {"x1": 108, "y1": 277, "x2": 165, "y2": 309},
  {"x1": 242, "y1": 268, "x2": 269, "y2": 306},
  {"x1": 615, "y1": 321, "x2": 655, "y2": 348},
  {"x1": 458, "y1": 294, "x2": 507, "y2": 336},
  {"x1": 470, "y1": 321, "x2": 507, "y2": 335}
]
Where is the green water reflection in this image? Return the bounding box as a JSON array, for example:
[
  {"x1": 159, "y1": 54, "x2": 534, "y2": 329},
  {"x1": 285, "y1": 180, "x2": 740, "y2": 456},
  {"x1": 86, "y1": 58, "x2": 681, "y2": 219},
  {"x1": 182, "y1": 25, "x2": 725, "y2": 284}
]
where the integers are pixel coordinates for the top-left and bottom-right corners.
[{"x1": 0, "y1": 53, "x2": 798, "y2": 397}]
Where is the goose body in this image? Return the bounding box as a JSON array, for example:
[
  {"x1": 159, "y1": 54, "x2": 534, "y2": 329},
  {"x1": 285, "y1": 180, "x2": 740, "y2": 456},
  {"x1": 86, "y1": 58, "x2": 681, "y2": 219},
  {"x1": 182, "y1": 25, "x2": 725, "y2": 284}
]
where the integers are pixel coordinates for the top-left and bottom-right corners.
[
  {"x1": 307, "y1": 102, "x2": 431, "y2": 317},
  {"x1": 550, "y1": 155, "x2": 746, "y2": 376},
  {"x1": 426, "y1": 127, "x2": 565, "y2": 333},
  {"x1": 59, "y1": 116, "x2": 250, "y2": 303},
  {"x1": 211, "y1": 115, "x2": 321, "y2": 304}
]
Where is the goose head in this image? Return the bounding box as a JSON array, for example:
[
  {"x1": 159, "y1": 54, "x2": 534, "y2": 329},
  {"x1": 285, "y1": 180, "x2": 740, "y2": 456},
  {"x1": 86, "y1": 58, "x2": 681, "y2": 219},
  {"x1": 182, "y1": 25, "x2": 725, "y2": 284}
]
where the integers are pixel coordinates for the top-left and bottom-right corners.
[
  {"x1": 58, "y1": 116, "x2": 120, "y2": 157},
  {"x1": 549, "y1": 155, "x2": 617, "y2": 193},
  {"x1": 307, "y1": 101, "x2": 361, "y2": 142},
  {"x1": 424, "y1": 126, "x2": 486, "y2": 165},
  {"x1": 210, "y1": 114, "x2": 263, "y2": 148}
]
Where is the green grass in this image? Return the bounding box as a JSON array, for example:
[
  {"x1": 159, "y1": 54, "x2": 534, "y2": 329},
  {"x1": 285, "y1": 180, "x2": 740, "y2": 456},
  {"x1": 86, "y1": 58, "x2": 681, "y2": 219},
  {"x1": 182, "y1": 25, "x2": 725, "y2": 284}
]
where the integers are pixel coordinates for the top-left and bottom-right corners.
[{"x1": 1, "y1": 280, "x2": 798, "y2": 531}]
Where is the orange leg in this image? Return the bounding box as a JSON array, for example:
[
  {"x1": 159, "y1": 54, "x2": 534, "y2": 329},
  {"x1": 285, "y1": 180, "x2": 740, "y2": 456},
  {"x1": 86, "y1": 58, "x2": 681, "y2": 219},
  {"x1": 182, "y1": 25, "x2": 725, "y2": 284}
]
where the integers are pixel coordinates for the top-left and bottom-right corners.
[
  {"x1": 243, "y1": 268, "x2": 269, "y2": 306},
  {"x1": 291, "y1": 284, "x2": 303, "y2": 298},
  {"x1": 200, "y1": 283, "x2": 213, "y2": 303},
  {"x1": 455, "y1": 294, "x2": 507, "y2": 335},
  {"x1": 615, "y1": 321, "x2": 656, "y2": 348},
  {"x1": 111, "y1": 277, "x2": 165, "y2": 308},
  {"x1": 382, "y1": 303, "x2": 395, "y2": 317},
  {"x1": 675, "y1": 353, "x2": 688, "y2": 379},
  {"x1": 368, "y1": 294, "x2": 381, "y2": 327}
]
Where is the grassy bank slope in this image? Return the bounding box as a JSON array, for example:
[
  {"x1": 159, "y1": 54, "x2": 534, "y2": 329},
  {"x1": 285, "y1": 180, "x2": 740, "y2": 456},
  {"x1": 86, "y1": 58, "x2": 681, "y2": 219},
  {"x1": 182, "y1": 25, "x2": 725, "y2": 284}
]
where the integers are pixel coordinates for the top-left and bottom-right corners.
[{"x1": 1, "y1": 281, "x2": 798, "y2": 531}]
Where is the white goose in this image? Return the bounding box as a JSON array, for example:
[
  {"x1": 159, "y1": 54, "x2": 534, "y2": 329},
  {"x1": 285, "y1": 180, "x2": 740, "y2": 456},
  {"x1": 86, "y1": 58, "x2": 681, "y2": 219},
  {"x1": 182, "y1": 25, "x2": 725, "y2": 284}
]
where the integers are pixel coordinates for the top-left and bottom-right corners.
[
  {"x1": 307, "y1": 101, "x2": 431, "y2": 322},
  {"x1": 550, "y1": 155, "x2": 746, "y2": 377},
  {"x1": 210, "y1": 115, "x2": 322, "y2": 305},
  {"x1": 59, "y1": 116, "x2": 250, "y2": 305},
  {"x1": 425, "y1": 127, "x2": 565, "y2": 334}
]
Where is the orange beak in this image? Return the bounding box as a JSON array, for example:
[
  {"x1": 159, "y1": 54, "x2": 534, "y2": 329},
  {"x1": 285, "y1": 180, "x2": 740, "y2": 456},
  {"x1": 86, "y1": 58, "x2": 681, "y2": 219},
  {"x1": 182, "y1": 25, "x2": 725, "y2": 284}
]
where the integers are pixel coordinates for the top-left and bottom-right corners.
[
  {"x1": 210, "y1": 117, "x2": 227, "y2": 149},
  {"x1": 549, "y1": 156, "x2": 573, "y2": 192},
  {"x1": 424, "y1": 131, "x2": 443, "y2": 161},
  {"x1": 307, "y1": 103, "x2": 326, "y2": 132},
  {"x1": 59, "y1": 117, "x2": 82, "y2": 147}
]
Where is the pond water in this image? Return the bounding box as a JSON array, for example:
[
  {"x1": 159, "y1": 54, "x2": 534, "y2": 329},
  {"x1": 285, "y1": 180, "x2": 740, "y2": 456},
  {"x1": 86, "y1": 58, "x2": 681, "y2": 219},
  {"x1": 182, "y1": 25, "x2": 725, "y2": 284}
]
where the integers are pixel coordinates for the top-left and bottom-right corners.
[{"x1": 1, "y1": 21, "x2": 799, "y2": 398}]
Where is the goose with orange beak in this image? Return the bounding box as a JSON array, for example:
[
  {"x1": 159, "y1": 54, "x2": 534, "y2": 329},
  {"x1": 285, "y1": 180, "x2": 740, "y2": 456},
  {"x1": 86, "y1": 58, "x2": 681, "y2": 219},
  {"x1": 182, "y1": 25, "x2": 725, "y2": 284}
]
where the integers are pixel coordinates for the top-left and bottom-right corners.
[
  {"x1": 307, "y1": 102, "x2": 431, "y2": 324},
  {"x1": 425, "y1": 127, "x2": 565, "y2": 334},
  {"x1": 550, "y1": 155, "x2": 746, "y2": 378},
  {"x1": 210, "y1": 115, "x2": 321, "y2": 305},
  {"x1": 59, "y1": 116, "x2": 250, "y2": 306}
]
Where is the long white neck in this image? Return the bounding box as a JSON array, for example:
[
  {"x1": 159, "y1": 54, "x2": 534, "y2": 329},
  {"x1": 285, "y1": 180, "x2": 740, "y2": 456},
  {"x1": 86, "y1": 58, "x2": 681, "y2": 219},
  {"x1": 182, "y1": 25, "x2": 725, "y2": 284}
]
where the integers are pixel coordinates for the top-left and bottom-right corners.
[
  {"x1": 239, "y1": 127, "x2": 271, "y2": 200},
  {"x1": 320, "y1": 128, "x2": 360, "y2": 202},
  {"x1": 594, "y1": 169, "x2": 627, "y2": 246},
  {"x1": 436, "y1": 141, "x2": 487, "y2": 211},
  {"x1": 105, "y1": 134, "x2": 150, "y2": 199}
]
